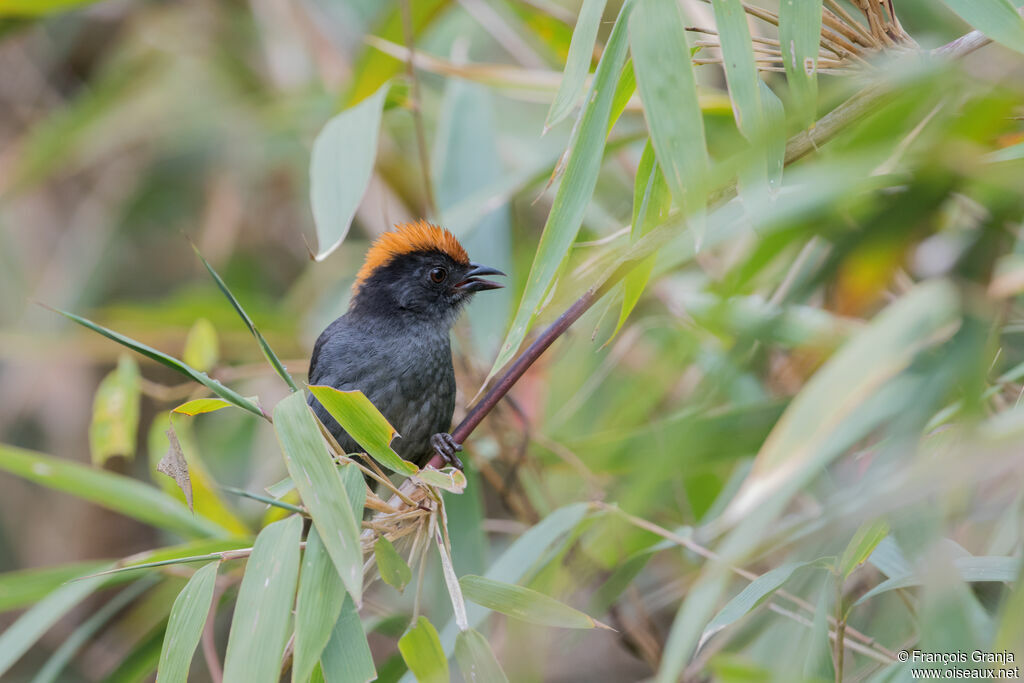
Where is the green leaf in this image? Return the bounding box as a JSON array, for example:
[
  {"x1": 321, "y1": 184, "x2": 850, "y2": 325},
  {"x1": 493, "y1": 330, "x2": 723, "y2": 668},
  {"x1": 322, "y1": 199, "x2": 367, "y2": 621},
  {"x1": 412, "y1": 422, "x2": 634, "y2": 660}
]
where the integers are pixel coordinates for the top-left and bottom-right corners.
[
  {"x1": 87, "y1": 539, "x2": 252, "y2": 578},
  {"x1": 544, "y1": 0, "x2": 608, "y2": 131},
  {"x1": 375, "y1": 537, "x2": 413, "y2": 593},
  {"x1": 156, "y1": 562, "x2": 219, "y2": 683},
  {"x1": 222, "y1": 516, "x2": 303, "y2": 683},
  {"x1": 182, "y1": 318, "x2": 218, "y2": 373},
  {"x1": 459, "y1": 575, "x2": 605, "y2": 629},
  {"x1": 855, "y1": 556, "x2": 1021, "y2": 606},
  {"x1": 190, "y1": 246, "x2": 298, "y2": 391},
  {"x1": 613, "y1": 139, "x2": 670, "y2": 336},
  {"x1": 33, "y1": 577, "x2": 157, "y2": 683},
  {"x1": 398, "y1": 616, "x2": 448, "y2": 683},
  {"x1": 630, "y1": 0, "x2": 709, "y2": 220},
  {"x1": 0, "y1": 563, "x2": 112, "y2": 677},
  {"x1": 90, "y1": 354, "x2": 141, "y2": 466},
  {"x1": 488, "y1": 0, "x2": 635, "y2": 379},
  {"x1": 307, "y1": 385, "x2": 418, "y2": 475},
  {"x1": 940, "y1": 0, "x2": 1024, "y2": 54},
  {"x1": 711, "y1": 0, "x2": 763, "y2": 141},
  {"x1": 698, "y1": 560, "x2": 821, "y2": 648},
  {"x1": 778, "y1": 0, "x2": 823, "y2": 124},
  {"x1": 0, "y1": 443, "x2": 231, "y2": 539},
  {"x1": 838, "y1": 520, "x2": 890, "y2": 580},
  {"x1": 415, "y1": 466, "x2": 467, "y2": 494},
  {"x1": 0, "y1": 561, "x2": 108, "y2": 613},
  {"x1": 294, "y1": 528, "x2": 347, "y2": 683},
  {"x1": 274, "y1": 392, "x2": 363, "y2": 602},
  {"x1": 310, "y1": 84, "x2": 389, "y2": 260},
  {"x1": 49, "y1": 306, "x2": 264, "y2": 418},
  {"x1": 0, "y1": 0, "x2": 105, "y2": 15},
  {"x1": 320, "y1": 594, "x2": 376, "y2": 683},
  {"x1": 454, "y1": 628, "x2": 509, "y2": 683},
  {"x1": 170, "y1": 398, "x2": 235, "y2": 416}
]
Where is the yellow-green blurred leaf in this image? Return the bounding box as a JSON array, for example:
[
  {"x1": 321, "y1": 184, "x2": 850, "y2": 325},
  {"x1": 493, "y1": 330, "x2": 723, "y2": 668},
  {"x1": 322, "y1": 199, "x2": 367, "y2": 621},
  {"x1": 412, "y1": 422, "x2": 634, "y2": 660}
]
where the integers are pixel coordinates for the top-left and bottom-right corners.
[
  {"x1": 90, "y1": 355, "x2": 141, "y2": 466},
  {"x1": 459, "y1": 575, "x2": 607, "y2": 629},
  {"x1": 374, "y1": 536, "x2": 412, "y2": 593},
  {"x1": 182, "y1": 318, "x2": 218, "y2": 372},
  {"x1": 398, "y1": 617, "x2": 448, "y2": 683}
]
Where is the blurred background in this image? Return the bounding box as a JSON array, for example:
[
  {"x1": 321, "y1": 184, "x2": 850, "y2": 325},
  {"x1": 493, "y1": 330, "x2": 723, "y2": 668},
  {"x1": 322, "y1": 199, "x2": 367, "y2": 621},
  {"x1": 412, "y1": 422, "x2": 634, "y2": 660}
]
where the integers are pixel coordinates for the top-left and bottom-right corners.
[{"x1": 3, "y1": 0, "x2": 1024, "y2": 681}]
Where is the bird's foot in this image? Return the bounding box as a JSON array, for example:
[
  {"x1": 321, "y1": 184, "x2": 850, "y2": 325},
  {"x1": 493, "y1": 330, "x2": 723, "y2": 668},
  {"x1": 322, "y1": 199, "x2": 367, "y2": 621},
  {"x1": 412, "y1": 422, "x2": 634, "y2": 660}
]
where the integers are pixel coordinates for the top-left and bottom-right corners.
[{"x1": 429, "y1": 433, "x2": 464, "y2": 470}]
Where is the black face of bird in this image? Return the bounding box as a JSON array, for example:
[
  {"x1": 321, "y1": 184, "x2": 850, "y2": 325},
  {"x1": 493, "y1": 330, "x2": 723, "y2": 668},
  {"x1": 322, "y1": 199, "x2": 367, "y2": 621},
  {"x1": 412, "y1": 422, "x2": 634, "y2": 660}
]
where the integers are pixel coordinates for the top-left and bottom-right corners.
[{"x1": 352, "y1": 250, "x2": 505, "y2": 322}]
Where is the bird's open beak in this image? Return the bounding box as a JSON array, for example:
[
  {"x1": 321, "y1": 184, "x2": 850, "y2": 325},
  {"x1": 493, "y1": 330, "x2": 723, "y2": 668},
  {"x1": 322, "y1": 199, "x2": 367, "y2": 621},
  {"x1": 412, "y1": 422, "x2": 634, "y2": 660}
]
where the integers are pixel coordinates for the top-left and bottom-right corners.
[{"x1": 454, "y1": 262, "x2": 506, "y2": 292}]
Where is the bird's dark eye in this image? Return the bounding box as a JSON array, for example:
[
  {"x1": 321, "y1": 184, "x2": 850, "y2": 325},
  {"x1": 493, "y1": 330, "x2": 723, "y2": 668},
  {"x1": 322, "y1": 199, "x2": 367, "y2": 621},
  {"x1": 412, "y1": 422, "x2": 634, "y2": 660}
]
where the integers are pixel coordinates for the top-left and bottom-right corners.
[{"x1": 429, "y1": 267, "x2": 448, "y2": 284}]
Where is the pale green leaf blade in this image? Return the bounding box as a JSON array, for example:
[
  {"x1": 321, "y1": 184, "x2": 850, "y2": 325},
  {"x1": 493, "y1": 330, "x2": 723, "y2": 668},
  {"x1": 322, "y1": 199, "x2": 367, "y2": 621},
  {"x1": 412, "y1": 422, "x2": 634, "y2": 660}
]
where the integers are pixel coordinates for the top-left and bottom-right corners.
[
  {"x1": 0, "y1": 0, "x2": 104, "y2": 15},
  {"x1": 190, "y1": 246, "x2": 298, "y2": 391},
  {"x1": 222, "y1": 516, "x2": 303, "y2": 683},
  {"x1": 320, "y1": 594, "x2": 376, "y2": 683},
  {"x1": 0, "y1": 561, "x2": 108, "y2": 613},
  {"x1": 156, "y1": 562, "x2": 219, "y2": 683},
  {"x1": 455, "y1": 628, "x2": 509, "y2": 683},
  {"x1": 488, "y1": 0, "x2": 635, "y2": 379},
  {"x1": 630, "y1": 0, "x2": 709, "y2": 220},
  {"x1": 839, "y1": 520, "x2": 890, "y2": 579},
  {"x1": 307, "y1": 385, "x2": 417, "y2": 475},
  {"x1": 855, "y1": 556, "x2": 1021, "y2": 606},
  {"x1": 90, "y1": 354, "x2": 141, "y2": 466},
  {"x1": 274, "y1": 392, "x2": 363, "y2": 602},
  {"x1": 415, "y1": 466, "x2": 467, "y2": 493},
  {"x1": 711, "y1": 0, "x2": 763, "y2": 141},
  {"x1": 0, "y1": 563, "x2": 112, "y2": 678},
  {"x1": 294, "y1": 528, "x2": 346, "y2": 683},
  {"x1": 940, "y1": 0, "x2": 1024, "y2": 54},
  {"x1": 545, "y1": 0, "x2": 608, "y2": 130},
  {"x1": 49, "y1": 307, "x2": 264, "y2": 418},
  {"x1": 459, "y1": 575, "x2": 603, "y2": 629},
  {"x1": 375, "y1": 537, "x2": 412, "y2": 593},
  {"x1": 398, "y1": 616, "x2": 448, "y2": 683},
  {"x1": 778, "y1": 0, "x2": 823, "y2": 124},
  {"x1": 0, "y1": 443, "x2": 230, "y2": 539},
  {"x1": 310, "y1": 84, "x2": 390, "y2": 261},
  {"x1": 171, "y1": 398, "x2": 235, "y2": 416},
  {"x1": 182, "y1": 318, "x2": 218, "y2": 372}
]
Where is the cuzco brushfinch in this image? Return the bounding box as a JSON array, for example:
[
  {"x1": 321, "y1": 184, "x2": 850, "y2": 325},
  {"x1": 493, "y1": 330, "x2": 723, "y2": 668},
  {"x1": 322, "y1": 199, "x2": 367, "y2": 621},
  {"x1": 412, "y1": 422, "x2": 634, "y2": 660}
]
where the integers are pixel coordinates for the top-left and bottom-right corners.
[{"x1": 307, "y1": 221, "x2": 504, "y2": 469}]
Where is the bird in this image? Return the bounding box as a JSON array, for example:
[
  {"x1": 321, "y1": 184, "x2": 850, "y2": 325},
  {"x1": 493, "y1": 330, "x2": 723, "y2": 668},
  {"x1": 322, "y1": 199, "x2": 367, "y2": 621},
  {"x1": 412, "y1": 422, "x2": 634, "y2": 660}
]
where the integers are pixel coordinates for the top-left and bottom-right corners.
[{"x1": 307, "y1": 220, "x2": 505, "y2": 470}]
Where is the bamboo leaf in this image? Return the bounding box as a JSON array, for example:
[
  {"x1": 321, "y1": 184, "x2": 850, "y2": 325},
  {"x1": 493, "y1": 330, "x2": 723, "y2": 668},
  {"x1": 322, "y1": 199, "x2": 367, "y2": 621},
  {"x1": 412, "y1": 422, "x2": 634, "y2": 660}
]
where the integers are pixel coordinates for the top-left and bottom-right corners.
[
  {"x1": 454, "y1": 628, "x2": 509, "y2": 683},
  {"x1": 778, "y1": 0, "x2": 823, "y2": 124},
  {"x1": 414, "y1": 466, "x2": 467, "y2": 493},
  {"x1": 0, "y1": 0, "x2": 105, "y2": 15},
  {"x1": 171, "y1": 398, "x2": 235, "y2": 416},
  {"x1": 90, "y1": 354, "x2": 141, "y2": 466},
  {"x1": 375, "y1": 537, "x2": 412, "y2": 593},
  {"x1": 0, "y1": 564, "x2": 112, "y2": 677},
  {"x1": 940, "y1": 0, "x2": 1024, "y2": 54},
  {"x1": 222, "y1": 516, "x2": 303, "y2": 683},
  {"x1": 182, "y1": 318, "x2": 218, "y2": 373},
  {"x1": 320, "y1": 594, "x2": 376, "y2": 683},
  {"x1": 310, "y1": 84, "x2": 389, "y2": 261},
  {"x1": 488, "y1": 0, "x2": 635, "y2": 379},
  {"x1": 398, "y1": 616, "x2": 448, "y2": 683},
  {"x1": 838, "y1": 520, "x2": 890, "y2": 580},
  {"x1": 156, "y1": 562, "x2": 219, "y2": 683},
  {"x1": 0, "y1": 443, "x2": 231, "y2": 539},
  {"x1": 274, "y1": 392, "x2": 363, "y2": 602},
  {"x1": 190, "y1": 245, "x2": 298, "y2": 391},
  {"x1": 308, "y1": 385, "x2": 418, "y2": 475},
  {"x1": 545, "y1": 0, "x2": 608, "y2": 131},
  {"x1": 712, "y1": 0, "x2": 763, "y2": 141},
  {"x1": 48, "y1": 306, "x2": 264, "y2": 418},
  {"x1": 0, "y1": 561, "x2": 108, "y2": 613},
  {"x1": 855, "y1": 556, "x2": 1021, "y2": 606},
  {"x1": 294, "y1": 528, "x2": 346, "y2": 683},
  {"x1": 630, "y1": 0, "x2": 709, "y2": 223},
  {"x1": 459, "y1": 575, "x2": 607, "y2": 630}
]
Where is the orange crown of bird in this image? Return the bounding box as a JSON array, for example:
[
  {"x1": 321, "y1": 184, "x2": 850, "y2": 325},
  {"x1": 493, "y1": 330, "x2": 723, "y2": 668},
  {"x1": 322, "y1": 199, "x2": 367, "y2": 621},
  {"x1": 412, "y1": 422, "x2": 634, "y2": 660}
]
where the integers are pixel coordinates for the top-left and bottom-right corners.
[{"x1": 353, "y1": 220, "x2": 469, "y2": 292}]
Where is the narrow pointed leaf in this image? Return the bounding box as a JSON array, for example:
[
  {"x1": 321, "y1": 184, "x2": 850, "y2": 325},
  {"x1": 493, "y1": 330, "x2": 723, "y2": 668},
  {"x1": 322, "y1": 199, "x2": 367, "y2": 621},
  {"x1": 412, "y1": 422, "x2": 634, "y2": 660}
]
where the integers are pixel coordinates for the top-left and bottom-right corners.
[
  {"x1": 455, "y1": 628, "x2": 509, "y2": 683},
  {"x1": 778, "y1": 0, "x2": 823, "y2": 125},
  {"x1": 630, "y1": 0, "x2": 709, "y2": 223},
  {"x1": 274, "y1": 392, "x2": 363, "y2": 602},
  {"x1": 308, "y1": 385, "x2": 418, "y2": 475},
  {"x1": 855, "y1": 556, "x2": 1021, "y2": 606},
  {"x1": 459, "y1": 575, "x2": 605, "y2": 629},
  {"x1": 191, "y1": 245, "x2": 298, "y2": 391},
  {"x1": 375, "y1": 537, "x2": 412, "y2": 593},
  {"x1": 311, "y1": 84, "x2": 390, "y2": 260},
  {"x1": 156, "y1": 562, "x2": 219, "y2": 683},
  {"x1": 712, "y1": 0, "x2": 763, "y2": 140},
  {"x1": 171, "y1": 398, "x2": 235, "y2": 416},
  {"x1": 838, "y1": 520, "x2": 890, "y2": 579},
  {"x1": 0, "y1": 443, "x2": 230, "y2": 539},
  {"x1": 90, "y1": 354, "x2": 141, "y2": 465},
  {"x1": 0, "y1": 561, "x2": 108, "y2": 613},
  {"x1": 49, "y1": 307, "x2": 263, "y2": 418},
  {"x1": 488, "y1": 0, "x2": 635, "y2": 379},
  {"x1": 320, "y1": 594, "x2": 376, "y2": 683},
  {"x1": 398, "y1": 617, "x2": 448, "y2": 683},
  {"x1": 545, "y1": 0, "x2": 608, "y2": 130},
  {"x1": 294, "y1": 528, "x2": 346, "y2": 683},
  {"x1": 222, "y1": 516, "x2": 303, "y2": 683}
]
